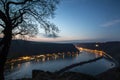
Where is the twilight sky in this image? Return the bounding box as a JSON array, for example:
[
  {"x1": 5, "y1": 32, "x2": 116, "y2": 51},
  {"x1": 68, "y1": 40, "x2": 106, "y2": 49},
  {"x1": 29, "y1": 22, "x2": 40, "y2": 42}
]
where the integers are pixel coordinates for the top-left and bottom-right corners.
[{"x1": 34, "y1": 0, "x2": 120, "y2": 42}]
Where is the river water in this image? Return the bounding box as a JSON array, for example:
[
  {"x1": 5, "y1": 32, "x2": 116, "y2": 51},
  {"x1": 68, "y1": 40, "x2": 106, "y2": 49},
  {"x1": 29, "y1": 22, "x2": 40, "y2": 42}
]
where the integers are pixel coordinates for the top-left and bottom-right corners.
[{"x1": 5, "y1": 51, "x2": 116, "y2": 80}]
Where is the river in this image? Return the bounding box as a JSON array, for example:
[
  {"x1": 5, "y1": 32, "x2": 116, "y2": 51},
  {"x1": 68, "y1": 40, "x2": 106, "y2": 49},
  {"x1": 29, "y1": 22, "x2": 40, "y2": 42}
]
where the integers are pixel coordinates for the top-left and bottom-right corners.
[{"x1": 5, "y1": 51, "x2": 116, "y2": 80}]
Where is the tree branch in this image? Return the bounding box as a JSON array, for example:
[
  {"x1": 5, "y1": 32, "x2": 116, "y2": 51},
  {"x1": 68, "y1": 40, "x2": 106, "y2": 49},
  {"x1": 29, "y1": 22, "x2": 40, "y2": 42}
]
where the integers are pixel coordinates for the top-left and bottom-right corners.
[
  {"x1": 1, "y1": 0, "x2": 6, "y2": 10},
  {"x1": 7, "y1": 0, "x2": 32, "y2": 5},
  {"x1": 0, "y1": 10, "x2": 8, "y2": 23},
  {"x1": 13, "y1": 31, "x2": 29, "y2": 36},
  {"x1": 0, "y1": 24, "x2": 5, "y2": 28},
  {"x1": 5, "y1": 0, "x2": 32, "y2": 21},
  {"x1": 12, "y1": 11, "x2": 25, "y2": 22},
  {"x1": 12, "y1": 14, "x2": 24, "y2": 28},
  {"x1": 0, "y1": 38, "x2": 5, "y2": 47}
]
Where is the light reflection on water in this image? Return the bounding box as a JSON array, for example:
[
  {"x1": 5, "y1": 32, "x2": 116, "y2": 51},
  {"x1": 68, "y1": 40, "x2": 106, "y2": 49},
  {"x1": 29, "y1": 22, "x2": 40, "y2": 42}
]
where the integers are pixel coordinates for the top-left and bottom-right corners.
[{"x1": 5, "y1": 51, "x2": 116, "y2": 80}]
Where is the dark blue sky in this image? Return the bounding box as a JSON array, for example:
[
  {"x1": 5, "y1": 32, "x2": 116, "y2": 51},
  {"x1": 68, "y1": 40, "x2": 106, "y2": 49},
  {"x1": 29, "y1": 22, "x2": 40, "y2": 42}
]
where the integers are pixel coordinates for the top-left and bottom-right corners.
[{"x1": 37, "y1": 0, "x2": 120, "y2": 42}]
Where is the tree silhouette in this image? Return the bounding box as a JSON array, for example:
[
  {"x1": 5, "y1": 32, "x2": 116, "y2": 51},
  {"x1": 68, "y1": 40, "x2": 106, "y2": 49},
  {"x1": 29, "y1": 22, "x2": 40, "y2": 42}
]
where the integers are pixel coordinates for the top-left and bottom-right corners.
[{"x1": 0, "y1": 0, "x2": 59, "y2": 79}]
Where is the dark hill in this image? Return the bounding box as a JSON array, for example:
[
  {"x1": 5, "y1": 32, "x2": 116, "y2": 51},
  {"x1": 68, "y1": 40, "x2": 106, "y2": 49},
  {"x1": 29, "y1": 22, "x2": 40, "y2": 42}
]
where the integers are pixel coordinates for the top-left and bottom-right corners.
[
  {"x1": 7, "y1": 40, "x2": 79, "y2": 59},
  {"x1": 76, "y1": 41, "x2": 120, "y2": 63}
]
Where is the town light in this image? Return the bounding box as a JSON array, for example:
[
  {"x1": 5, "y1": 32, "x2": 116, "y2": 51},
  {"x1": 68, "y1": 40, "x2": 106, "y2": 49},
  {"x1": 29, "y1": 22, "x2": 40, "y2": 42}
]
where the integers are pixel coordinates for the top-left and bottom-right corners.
[{"x1": 95, "y1": 44, "x2": 99, "y2": 47}]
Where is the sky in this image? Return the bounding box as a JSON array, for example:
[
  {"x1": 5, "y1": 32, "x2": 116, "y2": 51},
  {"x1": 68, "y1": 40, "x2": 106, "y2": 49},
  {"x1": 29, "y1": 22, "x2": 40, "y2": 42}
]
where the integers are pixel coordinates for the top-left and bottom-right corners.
[{"x1": 34, "y1": 0, "x2": 120, "y2": 42}]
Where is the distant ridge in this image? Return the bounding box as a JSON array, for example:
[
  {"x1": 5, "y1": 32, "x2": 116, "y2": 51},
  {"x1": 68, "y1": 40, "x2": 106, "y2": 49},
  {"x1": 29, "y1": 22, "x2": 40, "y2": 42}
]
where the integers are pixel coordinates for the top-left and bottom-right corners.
[{"x1": 6, "y1": 39, "x2": 79, "y2": 59}]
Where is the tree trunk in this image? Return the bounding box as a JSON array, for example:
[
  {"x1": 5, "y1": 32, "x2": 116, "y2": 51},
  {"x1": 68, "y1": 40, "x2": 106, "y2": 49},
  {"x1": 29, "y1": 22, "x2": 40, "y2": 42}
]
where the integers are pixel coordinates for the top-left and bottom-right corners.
[{"x1": 0, "y1": 26, "x2": 12, "y2": 80}]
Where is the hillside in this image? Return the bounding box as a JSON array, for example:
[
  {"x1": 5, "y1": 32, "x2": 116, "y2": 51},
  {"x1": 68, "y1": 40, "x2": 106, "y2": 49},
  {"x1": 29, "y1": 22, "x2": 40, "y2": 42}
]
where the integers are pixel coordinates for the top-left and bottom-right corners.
[
  {"x1": 6, "y1": 40, "x2": 79, "y2": 59},
  {"x1": 76, "y1": 41, "x2": 120, "y2": 63}
]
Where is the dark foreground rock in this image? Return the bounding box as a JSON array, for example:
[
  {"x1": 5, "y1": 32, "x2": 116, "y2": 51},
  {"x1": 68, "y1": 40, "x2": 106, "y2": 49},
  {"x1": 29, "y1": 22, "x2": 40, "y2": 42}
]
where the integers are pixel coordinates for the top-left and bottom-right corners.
[
  {"x1": 96, "y1": 67, "x2": 120, "y2": 80},
  {"x1": 32, "y1": 70, "x2": 97, "y2": 80},
  {"x1": 17, "y1": 78, "x2": 32, "y2": 80},
  {"x1": 18, "y1": 67, "x2": 120, "y2": 80}
]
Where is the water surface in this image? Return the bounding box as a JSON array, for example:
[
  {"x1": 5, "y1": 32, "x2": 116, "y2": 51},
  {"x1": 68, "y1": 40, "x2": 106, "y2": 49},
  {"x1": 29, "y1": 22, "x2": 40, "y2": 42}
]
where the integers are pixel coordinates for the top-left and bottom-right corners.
[{"x1": 5, "y1": 51, "x2": 116, "y2": 80}]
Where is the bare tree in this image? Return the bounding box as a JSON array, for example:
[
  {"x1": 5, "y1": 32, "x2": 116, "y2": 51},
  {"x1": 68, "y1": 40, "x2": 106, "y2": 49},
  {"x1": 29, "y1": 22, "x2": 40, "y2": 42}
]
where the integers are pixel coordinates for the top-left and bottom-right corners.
[{"x1": 0, "y1": 0, "x2": 60, "y2": 79}]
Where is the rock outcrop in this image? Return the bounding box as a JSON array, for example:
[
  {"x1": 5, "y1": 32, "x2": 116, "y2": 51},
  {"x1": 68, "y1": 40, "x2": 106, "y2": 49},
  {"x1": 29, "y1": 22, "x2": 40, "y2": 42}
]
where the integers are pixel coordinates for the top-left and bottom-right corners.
[{"x1": 32, "y1": 70, "x2": 97, "y2": 80}]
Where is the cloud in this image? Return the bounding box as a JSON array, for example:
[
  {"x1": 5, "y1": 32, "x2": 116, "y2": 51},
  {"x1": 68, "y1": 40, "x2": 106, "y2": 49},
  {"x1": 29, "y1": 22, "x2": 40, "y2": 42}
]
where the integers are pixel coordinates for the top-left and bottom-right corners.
[{"x1": 101, "y1": 19, "x2": 120, "y2": 27}]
